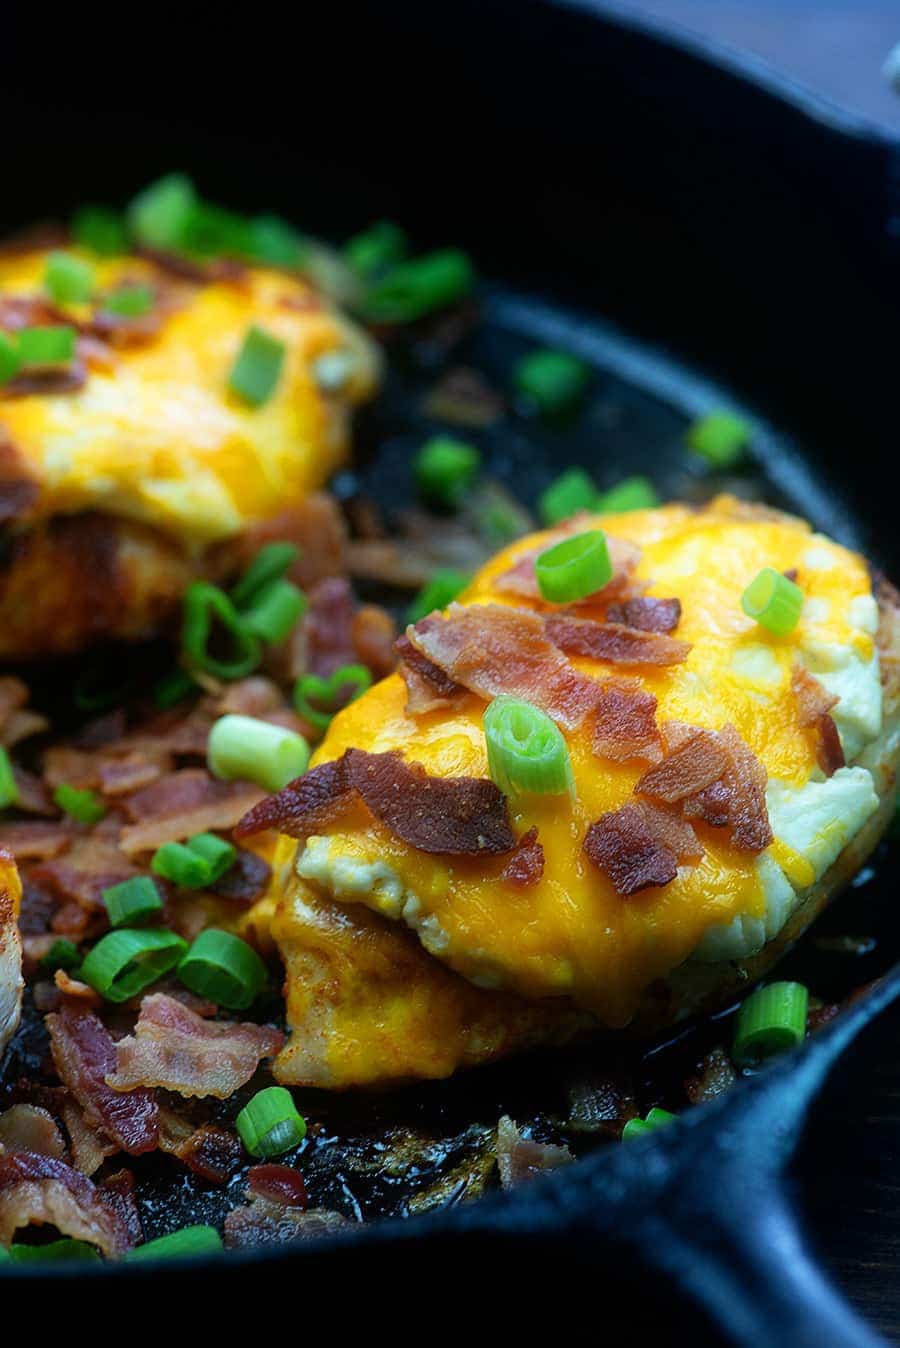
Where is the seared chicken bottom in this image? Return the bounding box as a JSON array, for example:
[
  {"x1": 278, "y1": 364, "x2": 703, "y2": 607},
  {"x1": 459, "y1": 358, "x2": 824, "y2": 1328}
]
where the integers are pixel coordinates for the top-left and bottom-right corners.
[
  {"x1": 0, "y1": 246, "x2": 379, "y2": 658},
  {"x1": 0, "y1": 848, "x2": 22, "y2": 1055},
  {"x1": 239, "y1": 497, "x2": 900, "y2": 1088}
]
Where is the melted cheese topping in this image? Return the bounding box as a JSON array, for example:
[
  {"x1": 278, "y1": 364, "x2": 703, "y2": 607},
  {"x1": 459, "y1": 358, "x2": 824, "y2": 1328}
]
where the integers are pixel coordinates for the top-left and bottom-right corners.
[
  {"x1": 0, "y1": 249, "x2": 379, "y2": 549},
  {"x1": 294, "y1": 498, "x2": 883, "y2": 1025}
]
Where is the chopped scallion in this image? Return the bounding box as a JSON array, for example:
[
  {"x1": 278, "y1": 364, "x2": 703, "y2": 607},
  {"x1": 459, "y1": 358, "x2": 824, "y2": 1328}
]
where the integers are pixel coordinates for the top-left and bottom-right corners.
[
  {"x1": 513, "y1": 349, "x2": 590, "y2": 416},
  {"x1": 484, "y1": 696, "x2": 573, "y2": 798},
  {"x1": 10, "y1": 1239, "x2": 100, "y2": 1263},
  {"x1": 293, "y1": 664, "x2": 372, "y2": 732},
  {"x1": 686, "y1": 410, "x2": 752, "y2": 468},
  {"x1": 241, "y1": 579, "x2": 306, "y2": 644},
  {"x1": 236, "y1": 1086, "x2": 307, "y2": 1158},
  {"x1": 230, "y1": 542, "x2": 300, "y2": 609},
  {"x1": 177, "y1": 927, "x2": 267, "y2": 1009},
  {"x1": 125, "y1": 1225, "x2": 223, "y2": 1261},
  {"x1": 362, "y1": 249, "x2": 473, "y2": 323},
  {"x1": 0, "y1": 748, "x2": 19, "y2": 810},
  {"x1": 595, "y1": 476, "x2": 660, "y2": 513},
  {"x1": 17, "y1": 325, "x2": 76, "y2": 369},
  {"x1": 150, "y1": 833, "x2": 236, "y2": 891},
  {"x1": 44, "y1": 251, "x2": 94, "y2": 305},
  {"x1": 228, "y1": 325, "x2": 286, "y2": 407},
  {"x1": 53, "y1": 783, "x2": 106, "y2": 826},
  {"x1": 344, "y1": 221, "x2": 408, "y2": 277},
  {"x1": 103, "y1": 283, "x2": 154, "y2": 317},
  {"x1": 732, "y1": 981, "x2": 809, "y2": 1066},
  {"x1": 741, "y1": 567, "x2": 803, "y2": 636},
  {"x1": 208, "y1": 713, "x2": 310, "y2": 792},
  {"x1": 72, "y1": 205, "x2": 129, "y2": 256},
  {"x1": 249, "y1": 215, "x2": 308, "y2": 269},
  {"x1": 40, "y1": 938, "x2": 82, "y2": 973},
  {"x1": 538, "y1": 467, "x2": 599, "y2": 526},
  {"x1": 80, "y1": 928, "x2": 188, "y2": 1002},
  {"x1": 0, "y1": 333, "x2": 19, "y2": 384},
  {"x1": 102, "y1": 876, "x2": 164, "y2": 929},
  {"x1": 534, "y1": 530, "x2": 612, "y2": 604},
  {"x1": 128, "y1": 173, "x2": 198, "y2": 252},
  {"x1": 181, "y1": 581, "x2": 261, "y2": 680},
  {"x1": 405, "y1": 568, "x2": 471, "y2": 624},
  {"x1": 414, "y1": 436, "x2": 481, "y2": 509}
]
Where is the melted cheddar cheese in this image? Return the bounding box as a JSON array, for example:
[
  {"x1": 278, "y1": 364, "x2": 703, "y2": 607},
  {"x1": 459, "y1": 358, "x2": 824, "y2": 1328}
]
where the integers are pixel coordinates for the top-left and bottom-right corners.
[{"x1": 0, "y1": 248, "x2": 379, "y2": 549}]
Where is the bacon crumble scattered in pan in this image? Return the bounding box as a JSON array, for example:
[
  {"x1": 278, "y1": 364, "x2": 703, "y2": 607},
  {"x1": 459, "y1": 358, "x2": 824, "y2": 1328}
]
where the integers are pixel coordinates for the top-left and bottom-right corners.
[
  {"x1": 0, "y1": 1151, "x2": 134, "y2": 1256},
  {"x1": 238, "y1": 748, "x2": 516, "y2": 855},
  {"x1": 106, "y1": 993, "x2": 283, "y2": 1100}
]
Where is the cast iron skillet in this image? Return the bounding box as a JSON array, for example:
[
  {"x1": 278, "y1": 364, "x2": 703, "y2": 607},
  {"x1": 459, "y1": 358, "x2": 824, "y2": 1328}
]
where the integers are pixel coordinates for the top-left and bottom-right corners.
[{"x1": 5, "y1": 1, "x2": 900, "y2": 1340}]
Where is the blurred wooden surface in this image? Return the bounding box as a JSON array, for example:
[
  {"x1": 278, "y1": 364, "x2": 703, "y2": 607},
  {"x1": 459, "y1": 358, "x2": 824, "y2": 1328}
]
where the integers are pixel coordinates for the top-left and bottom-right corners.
[{"x1": 615, "y1": 0, "x2": 900, "y2": 131}]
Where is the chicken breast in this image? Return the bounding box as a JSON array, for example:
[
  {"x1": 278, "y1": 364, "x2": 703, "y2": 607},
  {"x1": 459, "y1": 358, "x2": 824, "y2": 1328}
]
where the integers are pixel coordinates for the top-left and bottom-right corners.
[
  {"x1": 0, "y1": 245, "x2": 379, "y2": 657},
  {"x1": 0, "y1": 848, "x2": 22, "y2": 1056},
  {"x1": 241, "y1": 497, "x2": 900, "y2": 1087}
]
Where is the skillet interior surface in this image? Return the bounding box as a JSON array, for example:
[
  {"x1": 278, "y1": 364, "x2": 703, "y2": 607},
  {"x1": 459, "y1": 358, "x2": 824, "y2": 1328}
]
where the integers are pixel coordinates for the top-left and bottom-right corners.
[{"x1": 4, "y1": 0, "x2": 900, "y2": 1332}]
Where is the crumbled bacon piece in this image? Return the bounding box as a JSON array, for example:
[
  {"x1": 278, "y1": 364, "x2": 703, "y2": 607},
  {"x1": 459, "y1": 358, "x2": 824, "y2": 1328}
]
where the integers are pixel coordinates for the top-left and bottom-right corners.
[
  {"x1": 46, "y1": 1004, "x2": 159, "y2": 1154},
  {"x1": 107, "y1": 994, "x2": 283, "y2": 1100},
  {"x1": 31, "y1": 833, "x2": 141, "y2": 913},
  {"x1": 98, "y1": 1169, "x2": 143, "y2": 1247},
  {"x1": 817, "y1": 715, "x2": 846, "y2": 777},
  {"x1": 0, "y1": 820, "x2": 74, "y2": 860},
  {"x1": 208, "y1": 847, "x2": 271, "y2": 904},
  {"x1": 0, "y1": 1104, "x2": 66, "y2": 1160},
  {"x1": 791, "y1": 667, "x2": 844, "y2": 777},
  {"x1": 297, "y1": 576, "x2": 358, "y2": 677},
  {"x1": 395, "y1": 633, "x2": 466, "y2": 714},
  {"x1": 545, "y1": 614, "x2": 690, "y2": 667},
  {"x1": 684, "y1": 1047, "x2": 738, "y2": 1105},
  {"x1": 636, "y1": 725, "x2": 728, "y2": 802},
  {"x1": 681, "y1": 725, "x2": 773, "y2": 851},
  {"x1": 0, "y1": 1151, "x2": 134, "y2": 1256},
  {"x1": 247, "y1": 1164, "x2": 308, "y2": 1209},
  {"x1": 223, "y1": 1169, "x2": 345, "y2": 1248},
  {"x1": 237, "y1": 748, "x2": 516, "y2": 856},
  {"x1": 59, "y1": 1097, "x2": 116, "y2": 1176},
  {"x1": 158, "y1": 1110, "x2": 242, "y2": 1184},
  {"x1": 605, "y1": 596, "x2": 682, "y2": 634},
  {"x1": 583, "y1": 800, "x2": 701, "y2": 896},
  {"x1": 118, "y1": 770, "x2": 264, "y2": 856},
  {"x1": 501, "y1": 827, "x2": 545, "y2": 887},
  {"x1": 593, "y1": 678, "x2": 662, "y2": 763},
  {"x1": 351, "y1": 605, "x2": 397, "y2": 679},
  {"x1": 406, "y1": 604, "x2": 604, "y2": 729},
  {"x1": 495, "y1": 1116, "x2": 573, "y2": 1188}
]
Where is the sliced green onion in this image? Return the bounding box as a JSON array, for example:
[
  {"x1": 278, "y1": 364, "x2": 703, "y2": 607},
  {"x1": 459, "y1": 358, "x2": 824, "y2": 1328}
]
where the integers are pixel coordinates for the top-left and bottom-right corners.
[
  {"x1": 293, "y1": 664, "x2": 372, "y2": 732},
  {"x1": 236, "y1": 1086, "x2": 307, "y2": 1158},
  {"x1": 103, "y1": 283, "x2": 154, "y2": 317},
  {"x1": 153, "y1": 668, "x2": 199, "y2": 709},
  {"x1": 178, "y1": 201, "x2": 253, "y2": 259},
  {"x1": 0, "y1": 748, "x2": 19, "y2": 810},
  {"x1": 182, "y1": 581, "x2": 261, "y2": 680},
  {"x1": 732, "y1": 981, "x2": 809, "y2": 1067},
  {"x1": 72, "y1": 205, "x2": 129, "y2": 256},
  {"x1": 362, "y1": 249, "x2": 474, "y2": 323},
  {"x1": 44, "y1": 251, "x2": 94, "y2": 305},
  {"x1": 644, "y1": 1107, "x2": 678, "y2": 1128},
  {"x1": 80, "y1": 928, "x2": 188, "y2": 1003},
  {"x1": 0, "y1": 1245, "x2": 10, "y2": 1263},
  {"x1": 241, "y1": 579, "x2": 306, "y2": 644},
  {"x1": 741, "y1": 567, "x2": 803, "y2": 636},
  {"x1": 535, "y1": 530, "x2": 612, "y2": 604},
  {"x1": 406, "y1": 568, "x2": 471, "y2": 624},
  {"x1": 0, "y1": 333, "x2": 19, "y2": 384},
  {"x1": 344, "y1": 221, "x2": 408, "y2": 277},
  {"x1": 151, "y1": 842, "x2": 212, "y2": 889},
  {"x1": 595, "y1": 476, "x2": 660, "y2": 514},
  {"x1": 17, "y1": 325, "x2": 76, "y2": 369},
  {"x1": 621, "y1": 1118, "x2": 654, "y2": 1141},
  {"x1": 230, "y1": 542, "x2": 300, "y2": 608},
  {"x1": 40, "y1": 938, "x2": 82, "y2": 972},
  {"x1": 208, "y1": 713, "x2": 310, "y2": 792},
  {"x1": 228, "y1": 325, "x2": 286, "y2": 407},
  {"x1": 484, "y1": 696, "x2": 573, "y2": 798},
  {"x1": 10, "y1": 1239, "x2": 100, "y2": 1263},
  {"x1": 514, "y1": 349, "x2": 590, "y2": 416},
  {"x1": 102, "y1": 876, "x2": 163, "y2": 929},
  {"x1": 53, "y1": 784, "x2": 106, "y2": 826},
  {"x1": 125, "y1": 1225, "x2": 223, "y2": 1262},
  {"x1": 686, "y1": 410, "x2": 752, "y2": 468},
  {"x1": 128, "y1": 173, "x2": 198, "y2": 251},
  {"x1": 414, "y1": 436, "x2": 481, "y2": 509},
  {"x1": 178, "y1": 928, "x2": 267, "y2": 1009},
  {"x1": 538, "y1": 467, "x2": 600, "y2": 526},
  {"x1": 181, "y1": 832, "x2": 236, "y2": 884},
  {"x1": 249, "y1": 215, "x2": 308, "y2": 269}
]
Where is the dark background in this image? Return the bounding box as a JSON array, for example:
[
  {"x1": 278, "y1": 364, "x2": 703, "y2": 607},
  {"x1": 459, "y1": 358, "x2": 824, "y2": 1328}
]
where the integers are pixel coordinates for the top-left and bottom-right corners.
[{"x1": 6, "y1": 1, "x2": 900, "y2": 1338}]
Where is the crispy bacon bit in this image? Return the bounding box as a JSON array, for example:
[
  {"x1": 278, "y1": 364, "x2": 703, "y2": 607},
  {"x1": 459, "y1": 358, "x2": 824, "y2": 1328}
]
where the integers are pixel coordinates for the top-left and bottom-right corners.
[
  {"x1": 0, "y1": 1151, "x2": 133, "y2": 1256},
  {"x1": 97, "y1": 756, "x2": 164, "y2": 797},
  {"x1": 680, "y1": 725, "x2": 773, "y2": 851},
  {"x1": 497, "y1": 533, "x2": 642, "y2": 605},
  {"x1": 352, "y1": 606, "x2": 398, "y2": 679},
  {"x1": 118, "y1": 770, "x2": 264, "y2": 856},
  {"x1": 818, "y1": 714, "x2": 846, "y2": 776},
  {"x1": 99, "y1": 1169, "x2": 143, "y2": 1247},
  {"x1": 299, "y1": 576, "x2": 359, "y2": 677},
  {"x1": 637, "y1": 725, "x2": 728, "y2": 802},
  {"x1": 107, "y1": 994, "x2": 283, "y2": 1100},
  {"x1": 605, "y1": 596, "x2": 682, "y2": 633},
  {"x1": 208, "y1": 848, "x2": 271, "y2": 904},
  {"x1": 495, "y1": 1116, "x2": 573, "y2": 1188},
  {"x1": 237, "y1": 748, "x2": 516, "y2": 856},
  {"x1": 31, "y1": 833, "x2": 140, "y2": 913},
  {"x1": 685, "y1": 1047, "x2": 738, "y2": 1105},
  {"x1": 59, "y1": 1097, "x2": 116, "y2": 1177},
  {"x1": 593, "y1": 678, "x2": 662, "y2": 763},
  {"x1": 583, "y1": 800, "x2": 701, "y2": 896},
  {"x1": 54, "y1": 969, "x2": 101, "y2": 1004},
  {"x1": 791, "y1": 667, "x2": 844, "y2": 776},
  {"x1": 0, "y1": 1104, "x2": 66, "y2": 1160},
  {"x1": 792, "y1": 666, "x2": 839, "y2": 726},
  {"x1": 157, "y1": 1110, "x2": 242, "y2": 1184},
  {"x1": 406, "y1": 605, "x2": 604, "y2": 729},
  {"x1": 501, "y1": 827, "x2": 545, "y2": 887},
  {"x1": 545, "y1": 614, "x2": 690, "y2": 667},
  {"x1": 11, "y1": 766, "x2": 54, "y2": 816},
  {"x1": 395, "y1": 633, "x2": 466, "y2": 714},
  {"x1": 0, "y1": 820, "x2": 74, "y2": 860},
  {"x1": 46, "y1": 1004, "x2": 159, "y2": 1154},
  {"x1": 247, "y1": 1164, "x2": 308, "y2": 1209}
]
